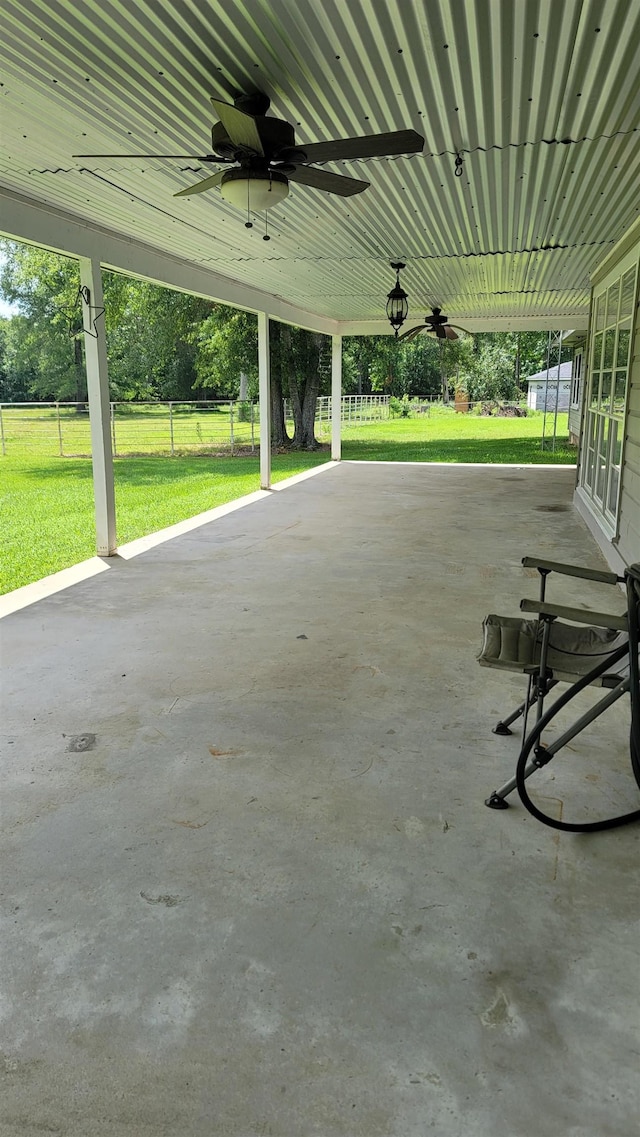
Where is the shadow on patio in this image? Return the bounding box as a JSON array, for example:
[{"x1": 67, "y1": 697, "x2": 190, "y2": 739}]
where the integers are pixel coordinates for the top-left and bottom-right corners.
[{"x1": 1, "y1": 461, "x2": 636, "y2": 1137}]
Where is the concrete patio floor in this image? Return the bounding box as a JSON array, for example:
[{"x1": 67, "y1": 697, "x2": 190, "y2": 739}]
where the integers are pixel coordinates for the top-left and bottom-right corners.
[{"x1": 1, "y1": 461, "x2": 638, "y2": 1137}]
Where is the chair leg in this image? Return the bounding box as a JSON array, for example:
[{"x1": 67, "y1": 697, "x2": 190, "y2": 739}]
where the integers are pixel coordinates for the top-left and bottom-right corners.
[
  {"x1": 485, "y1": 756, "x2": 541, "y2": 809},
  {"x1": 486, "y1": 680, "x2": 629, "y2": 811},
  {"x1": 493, "y1": 677, "x2": 558, "y2": 736},
  {"x1": 487, "y1": 619, "x2": 556, "y2": 808}
]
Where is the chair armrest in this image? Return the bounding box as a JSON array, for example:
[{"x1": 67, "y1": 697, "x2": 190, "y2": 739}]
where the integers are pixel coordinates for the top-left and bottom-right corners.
[
  {"x1": 521, "y1": 556, "x2": 623, "y2": 586},
  {"x1": 520, "y1": 598, "x2": 628, "y2": 631}
]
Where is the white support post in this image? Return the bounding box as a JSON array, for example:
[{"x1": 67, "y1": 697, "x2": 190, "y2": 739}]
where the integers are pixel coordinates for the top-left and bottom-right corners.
[
  {"x1": 79, "y1": 257, "x2": 116, "y2": 555},
  {"x1": 258, "y1": 311, "x2": 271, "y2": 489},
  {"x1": 331, "y1": 333, "x2": 342, "y2": 461}
]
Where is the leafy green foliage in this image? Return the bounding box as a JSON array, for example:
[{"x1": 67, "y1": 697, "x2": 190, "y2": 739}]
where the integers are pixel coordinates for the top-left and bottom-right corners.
[
  {"x1": 0, "y1": 242, "x2": 86, "y2": 400},
  {"x1": 194, "y1": 307, "x2": 258, "y2": 397}
]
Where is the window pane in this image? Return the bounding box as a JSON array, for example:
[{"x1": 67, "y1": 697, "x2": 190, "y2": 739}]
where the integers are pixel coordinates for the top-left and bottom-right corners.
[
  {"x1": 606, "y1": 421, "x2": 620, "y2": 515},
  {"x1": 595, "y1": 453, "x2": 606, "y2": 500},
  {"x1": 606, "y1": 280, "x2": 621, "y2": 326},
  {"x1": 590, "y1": 374, "x2": 600, "y2": 409},
  {"x1": 607, "y1": 466, "x2": 620, "y2": 515},
  {"x1": 610, "y1": 421, "x2": 622, "y2": 467},
  {"x1": 585, "y1": 411, "x2": 596, "y2": 448},
  {"x1": 592, "y1": 331, "x2": 603, "y2": 369},
  {"x1": 594, "y1": 293, "x2": 605, "y2": 331},
  {"x1": 616, "y1": 327, "x2": 630, "y2": 368},
  {"x1": 620, "y1": 267, "x2": 637, "y2": 321},
  {"x1": 613, "y1": 370, "x2": 627, "y2": 415},
  {"x1": 600, "y1": 371, "x2": 612, "y2": 410},
  {"x1": 595, "y1": 417, "x2": 608, "y2": 500},
  {"x1": 603, "y1": 329, "x2": 615, "y2": 368}
]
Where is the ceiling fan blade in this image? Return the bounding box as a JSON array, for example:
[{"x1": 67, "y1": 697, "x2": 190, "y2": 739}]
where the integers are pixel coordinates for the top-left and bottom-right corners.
[
  {"x1": 210, "y1": 98, "x2": 264, "y2": 155},
  {"x1": 397, "y1": 326, "x2": 426, "y2": 342},
  {"x1": 174, "y1": 169, "x2": 226, "y2": 197},
  {"x1": 287, "y1": 165, "x2": 369, "y2": 196},
  {"x1": 443, "y1": 326, "x2": 459, "y2": 340},
  {"x1": 449, "y1": 324, "x2": 473, "y2": 337},
  {"x1": 295, "y1": 129, "x2": 424, "y2": 165},
  {"x1": 73, "y1": 154, "x2": 217, "y2": 159}
]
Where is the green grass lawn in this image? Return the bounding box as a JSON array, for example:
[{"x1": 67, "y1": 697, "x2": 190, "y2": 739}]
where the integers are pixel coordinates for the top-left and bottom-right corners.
[
  {"x1": 340, "y1": 408, "x2": 576, "y2": 463},
  {"x1": 1, "y1": 409, "x2": 575, "y2": 595},
  {"x1": 1, "y1": 451, "x2": 329, "y2": 594}
]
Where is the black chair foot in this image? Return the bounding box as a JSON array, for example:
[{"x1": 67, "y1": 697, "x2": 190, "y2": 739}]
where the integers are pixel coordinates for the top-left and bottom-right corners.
[
  {"x1": 485, "y1": 791, "x2": 510, "y2": 810},
  {"x1": 492, "y1": 722, "x2": 513, "y2": 736}
]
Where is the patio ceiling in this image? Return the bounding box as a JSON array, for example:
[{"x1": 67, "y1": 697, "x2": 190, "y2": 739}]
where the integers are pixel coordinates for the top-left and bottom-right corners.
[{"x1": 1, "y1": 0, "x2": 639, "y2": 332}]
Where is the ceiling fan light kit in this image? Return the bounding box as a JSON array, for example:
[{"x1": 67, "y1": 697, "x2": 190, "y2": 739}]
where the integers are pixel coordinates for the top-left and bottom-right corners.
[{"x1": 220, "y1": 167, "x2": 289, "y2": 211}]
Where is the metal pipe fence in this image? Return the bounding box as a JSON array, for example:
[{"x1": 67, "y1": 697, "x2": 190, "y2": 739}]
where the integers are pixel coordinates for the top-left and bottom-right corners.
[{"x1": 0, "y1": 395, "x2": 399, "y2": 456}]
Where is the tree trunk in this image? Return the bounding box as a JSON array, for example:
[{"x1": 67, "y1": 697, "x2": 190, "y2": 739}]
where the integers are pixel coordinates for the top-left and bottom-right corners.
[
  {"x1": 269, "y1": 324, "x2": 290, "y2": 448},
  {"x1": 290, "y1": 333, "x2": 322, "y2": 449},
  {"x1": 239, "y1": 370, "x2": 248, "y2": 401},
  {"x1": 270, "y1": 366, "x2": 289, "y2": 447}
]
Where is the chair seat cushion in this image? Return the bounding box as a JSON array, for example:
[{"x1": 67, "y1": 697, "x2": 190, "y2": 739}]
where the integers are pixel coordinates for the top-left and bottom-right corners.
[{"x1": 478, "y1": 614, "x2": 627, "y2": 682}]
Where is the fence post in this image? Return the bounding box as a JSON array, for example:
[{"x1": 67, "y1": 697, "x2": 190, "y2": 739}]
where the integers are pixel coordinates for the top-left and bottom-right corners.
[
  {"x1": 56, "y1": 402, "x2": 63, "y2": 456},
  {"x1": 169, "y1": 401, "x2": 174, "y2": 456},
  {"x1": 251, "y1": 402, "x2": 255, "y2": 453},
  {"x1": 230, "y1": 401, "x2": 235, "y2": 454},
  {"x1": 0, "y1": 405, "x2": 5, "y2": 456},
  {"x1": 110, "y1": 402, "x2": 117, "y2": 457}
]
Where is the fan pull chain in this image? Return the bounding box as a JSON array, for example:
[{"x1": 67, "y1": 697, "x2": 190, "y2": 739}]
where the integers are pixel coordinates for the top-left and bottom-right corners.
[
  {"x1": 245, "y1": 179, "x2": 253, "y2": 228},
  {"x1": 263, "y1": 214, "x2": 271, "y2": 242}
]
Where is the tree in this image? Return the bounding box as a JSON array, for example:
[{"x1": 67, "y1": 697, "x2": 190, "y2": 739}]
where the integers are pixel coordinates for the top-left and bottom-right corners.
[
  {"x1": 103, "y1": 274, "x2": 212, "y2": 400},
  {"x1": 271, "y1": 323, "x2": 330, "y2": 449},
  {"x1": 193, "y1": 306, "x2": 258, "y2": 399},
  {"x1": 0, "y1": 240, "x2": 88, "y2": 401},
  {"x1": 463, "y1": 332, "x2": 564, "y2": 403},
  {"x1": 399, "y1": 336, "x2": 444, "y2": 397},
  {"x1": 0, "y1": 241, "x2": 216, "y2": 402}
]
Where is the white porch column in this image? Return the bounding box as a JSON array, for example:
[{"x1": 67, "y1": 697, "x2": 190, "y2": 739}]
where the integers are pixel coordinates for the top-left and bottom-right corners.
[
  {"x1": 258, "y1": 311, "x2": 271, "y2": 489},
  {"x1": 331, "y1": 333, "x2": 342, "y2": 461},
  {"x1": 78, "y1": 257, "x2": 116, "y2": 555}
]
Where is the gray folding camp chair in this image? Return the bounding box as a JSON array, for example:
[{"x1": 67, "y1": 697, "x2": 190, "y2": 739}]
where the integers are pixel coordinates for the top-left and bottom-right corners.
[{"x1": 478, "y1": 557, "x2": 640, "y2": 832}]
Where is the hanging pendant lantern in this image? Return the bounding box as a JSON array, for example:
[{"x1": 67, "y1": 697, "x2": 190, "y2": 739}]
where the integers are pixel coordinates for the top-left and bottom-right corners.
[{"x1": 386, "y1": 261, "x2": 409, "y2": 336}]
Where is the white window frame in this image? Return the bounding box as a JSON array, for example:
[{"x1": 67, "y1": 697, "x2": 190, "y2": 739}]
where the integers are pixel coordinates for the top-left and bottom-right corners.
[{"x1": 579, "y1": 247, "x2": 639, "y2": 536}]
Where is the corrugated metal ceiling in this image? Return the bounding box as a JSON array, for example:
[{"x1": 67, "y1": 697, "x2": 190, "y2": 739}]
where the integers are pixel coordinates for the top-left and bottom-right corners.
[{"x1": 1, "y1": 0, "x2": 639, "y2": 328}]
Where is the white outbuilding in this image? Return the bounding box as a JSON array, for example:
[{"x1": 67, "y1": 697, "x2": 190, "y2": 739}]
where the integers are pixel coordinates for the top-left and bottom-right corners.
[{"x1": 526, "y1": 361, "x2": 573, "y2": 411}]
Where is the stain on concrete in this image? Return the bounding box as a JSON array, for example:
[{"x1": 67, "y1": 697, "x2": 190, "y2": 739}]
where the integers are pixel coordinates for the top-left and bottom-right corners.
[
  {"x1": 481, "y1": 989, "x2": 514, "y2": 1028},
  {"x1": 403, "y1": 816, "x2": 425, "y2": 838},
  {"x1": 140, "y1": 891, "x2": 185, "y2": 907},
  {"x1": 66, "y1": 733, "x2": 96, "y2": 752}
]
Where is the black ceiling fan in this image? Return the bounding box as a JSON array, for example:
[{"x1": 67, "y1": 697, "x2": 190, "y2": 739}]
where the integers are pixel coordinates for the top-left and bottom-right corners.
[
  {"x1": 74, "y1": 92, "x2": 424, "y2": 205},
  {"x1": 398, "y1": 307, "x2": 472, "y2": 342}
]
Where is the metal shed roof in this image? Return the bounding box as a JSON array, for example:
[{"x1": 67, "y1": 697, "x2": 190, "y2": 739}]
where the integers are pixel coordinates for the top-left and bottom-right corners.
[{"x1": 1, "y1": 0, "x2": 639, "y2": 332}]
